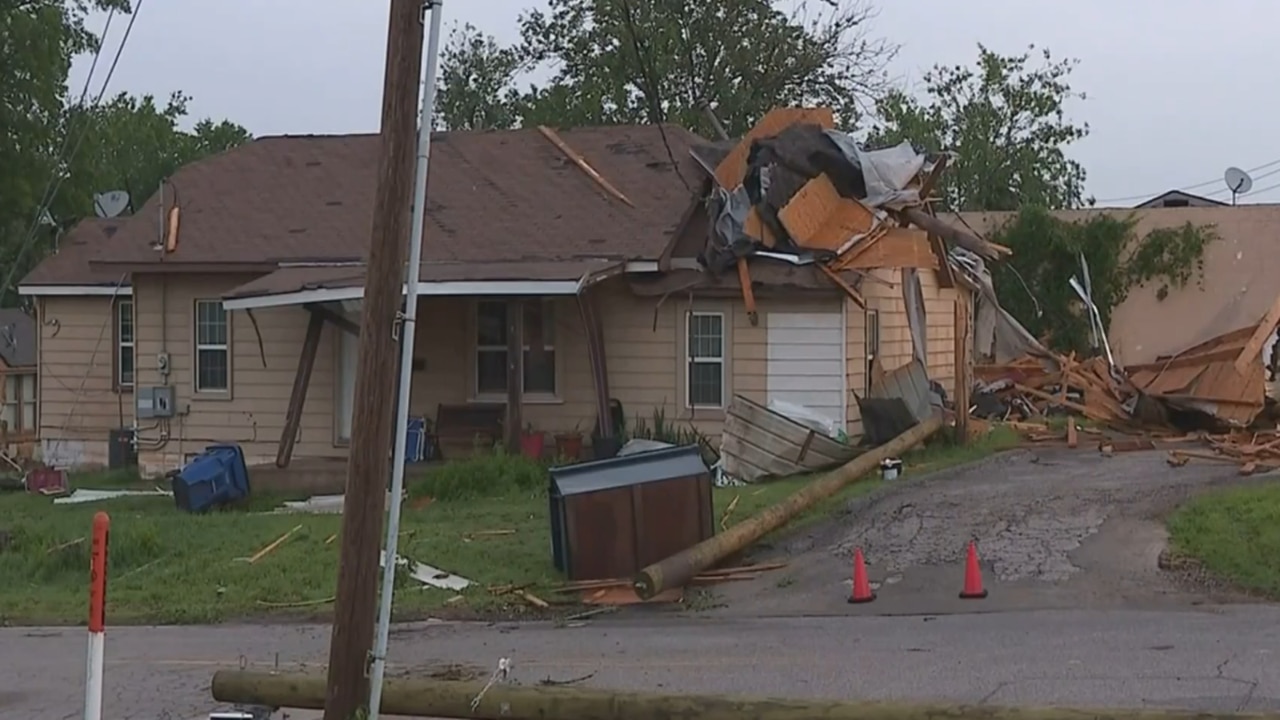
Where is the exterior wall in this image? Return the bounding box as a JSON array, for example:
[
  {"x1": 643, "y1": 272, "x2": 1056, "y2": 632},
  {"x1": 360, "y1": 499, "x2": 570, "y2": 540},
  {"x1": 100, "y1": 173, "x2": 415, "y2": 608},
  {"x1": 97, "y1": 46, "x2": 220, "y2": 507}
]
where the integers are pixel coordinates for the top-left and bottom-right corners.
[
  {"x1": 126, "y1": 274, "x2": 867, "y2": 475},
  {"x1": 132, "y1": 273, "x2": 343, "y2": 474},
  {"x1": 860, "y1": 267, "x2": 959, "y2": 398},
  {"x1": 35, "y1": 295, "x2": 125, "y2": 468}
]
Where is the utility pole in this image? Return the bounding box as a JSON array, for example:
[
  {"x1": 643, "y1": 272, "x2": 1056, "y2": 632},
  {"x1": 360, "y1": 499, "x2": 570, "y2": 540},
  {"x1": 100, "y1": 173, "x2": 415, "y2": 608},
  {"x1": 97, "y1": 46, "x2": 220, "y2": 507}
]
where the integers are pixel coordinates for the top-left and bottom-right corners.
[{"x1": 322, "y1": 1, "x2": 425, "y2": 719}]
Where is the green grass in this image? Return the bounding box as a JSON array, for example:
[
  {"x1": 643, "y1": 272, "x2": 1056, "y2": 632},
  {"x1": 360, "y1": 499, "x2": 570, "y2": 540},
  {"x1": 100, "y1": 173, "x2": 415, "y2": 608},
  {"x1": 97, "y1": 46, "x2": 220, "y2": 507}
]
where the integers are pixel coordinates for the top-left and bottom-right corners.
[
  {"x1": 1168, "y1": 480, "x2": 1280, "y2": 597},
  {"x1": 0, "y1": 426, "x2": 1019, "y2": 626}
]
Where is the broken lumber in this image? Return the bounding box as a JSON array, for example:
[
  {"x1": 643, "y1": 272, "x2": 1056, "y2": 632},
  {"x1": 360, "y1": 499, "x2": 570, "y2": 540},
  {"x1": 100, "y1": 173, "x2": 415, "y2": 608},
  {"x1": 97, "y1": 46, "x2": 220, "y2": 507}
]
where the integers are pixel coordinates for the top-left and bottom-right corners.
[
  {"x1": 213, "y1": 669, "x2": 1267, "y2": 720},
  {"x1": 631, "y1": 414, "x2": 945, "y2": 600}
]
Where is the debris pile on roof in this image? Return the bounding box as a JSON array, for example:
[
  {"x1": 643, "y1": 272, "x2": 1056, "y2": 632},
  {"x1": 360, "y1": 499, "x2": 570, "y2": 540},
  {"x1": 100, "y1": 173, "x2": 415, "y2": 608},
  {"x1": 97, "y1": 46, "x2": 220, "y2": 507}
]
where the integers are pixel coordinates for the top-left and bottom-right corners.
[{"x1": 688, "y1": 107, "x2": 1011, "y2": 310}]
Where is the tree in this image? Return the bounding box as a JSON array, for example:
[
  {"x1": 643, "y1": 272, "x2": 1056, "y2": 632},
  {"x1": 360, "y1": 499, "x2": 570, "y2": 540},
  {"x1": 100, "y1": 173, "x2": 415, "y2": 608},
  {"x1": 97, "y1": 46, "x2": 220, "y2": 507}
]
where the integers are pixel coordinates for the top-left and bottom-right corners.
[
  {"x1": 57, "y1": 91, "x2": 252, "y2": 220},
  {"x1": 434, "y1": 23, "x2": 525, "y2": 131},
  {"x1": 867, "y1": 44, "x2": 1090, "y2": 212},
  {"x1": 0, "y1": 2, "x2": 251, "y2": 303},
  {"x1": 434, "y1": 0, "x2": 898, "y2": 137}
]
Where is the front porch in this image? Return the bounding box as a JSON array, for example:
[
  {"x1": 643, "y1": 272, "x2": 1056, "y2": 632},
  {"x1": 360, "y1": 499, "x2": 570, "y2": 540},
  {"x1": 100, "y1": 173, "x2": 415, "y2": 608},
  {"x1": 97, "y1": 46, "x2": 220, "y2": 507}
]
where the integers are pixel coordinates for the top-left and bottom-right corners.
[{"x1": 221, "y1": 269, "x2": 621, "y2": 472}]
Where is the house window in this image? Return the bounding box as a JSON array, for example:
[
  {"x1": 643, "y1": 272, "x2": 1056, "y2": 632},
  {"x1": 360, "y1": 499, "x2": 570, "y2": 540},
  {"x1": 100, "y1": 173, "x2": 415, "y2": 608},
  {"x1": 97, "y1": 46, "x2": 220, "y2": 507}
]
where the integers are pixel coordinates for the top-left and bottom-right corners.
[
  {"x1": 865, "y1": 309, "x2": 880, "y2": 394},
  {"x1": 194, "y1": 299, "x2": 230, "y2": 393},
  {"x1": 686, "y1": 311, "x2": 725, "y2": 408},
  {"x1": 116, "y1": 299, "x2": 134, "y2": 389},
  {"x1": 1, "y1": 373, "x2": 36, "y2": 434},
  {"x1": 475, "y1": 300, "x2": 556, "y2": 396}
]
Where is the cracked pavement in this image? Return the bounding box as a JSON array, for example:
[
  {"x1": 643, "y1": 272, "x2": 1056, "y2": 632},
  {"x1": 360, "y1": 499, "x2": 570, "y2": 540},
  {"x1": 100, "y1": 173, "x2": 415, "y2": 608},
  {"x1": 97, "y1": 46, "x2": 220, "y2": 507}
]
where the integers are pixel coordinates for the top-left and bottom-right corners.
[
  {"x1": 710, "y1": 446, "x2": 1266, "y2": 617},
  {"x1": 7, "y1": 609, "x2": 1280, "y2": 718}
]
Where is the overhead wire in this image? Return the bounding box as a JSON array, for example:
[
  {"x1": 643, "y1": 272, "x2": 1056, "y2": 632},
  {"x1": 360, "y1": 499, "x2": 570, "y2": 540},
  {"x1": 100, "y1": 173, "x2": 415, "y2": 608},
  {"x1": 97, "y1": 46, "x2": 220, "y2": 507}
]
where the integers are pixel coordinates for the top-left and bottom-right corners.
[
  {"x1": 1093, "y1": 156, "x2": 1280, "y2": 205},
  {"x1": 616, "y1": 0, "x2": 695, "y2": 193},
  {"x1": 3, "y1": 0, "x2": 145, "y2": 299}
]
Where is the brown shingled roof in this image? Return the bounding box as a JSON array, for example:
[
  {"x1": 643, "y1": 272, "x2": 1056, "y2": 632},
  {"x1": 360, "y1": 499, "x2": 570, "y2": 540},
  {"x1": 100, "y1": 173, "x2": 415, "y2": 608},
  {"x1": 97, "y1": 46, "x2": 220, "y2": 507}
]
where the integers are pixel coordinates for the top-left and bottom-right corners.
[
  {"x1": 20, "y1": 218, "x2": 131, "y2": 287},
  {"x1": 91, "y1": 123, "x2": 703, "y2": 271}
]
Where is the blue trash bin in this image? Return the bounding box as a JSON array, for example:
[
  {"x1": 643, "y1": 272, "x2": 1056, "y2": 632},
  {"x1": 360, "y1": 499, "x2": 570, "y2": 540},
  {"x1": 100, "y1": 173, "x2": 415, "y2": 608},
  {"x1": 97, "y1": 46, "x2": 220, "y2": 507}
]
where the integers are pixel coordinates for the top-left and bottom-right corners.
[{"x1": 171, "y1": 444, "x2": 250, "y2": 513}]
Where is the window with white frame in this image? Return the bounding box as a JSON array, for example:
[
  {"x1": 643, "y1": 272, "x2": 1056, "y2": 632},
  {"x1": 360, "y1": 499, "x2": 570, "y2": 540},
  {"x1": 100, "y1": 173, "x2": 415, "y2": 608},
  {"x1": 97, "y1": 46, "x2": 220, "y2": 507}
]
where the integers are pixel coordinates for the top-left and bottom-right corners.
[
  {"x1": 116, "y1": 299, "x2": 134, "y2": 389},
  {"x1": 194, "y1": 300, "x2": 230, "y2": 393},
  {"x1": 686, "y1": 311, "x2": 725, "y2": 408},
  {"x1": 475, "y1": 300, "x2": 556, "y2": 396},
  {"x1": 865, "y1": 309, "x2": 880, "y2": 394},
  {"x1": 1, "y1": 373, "x2": 36, "y2": 434}
]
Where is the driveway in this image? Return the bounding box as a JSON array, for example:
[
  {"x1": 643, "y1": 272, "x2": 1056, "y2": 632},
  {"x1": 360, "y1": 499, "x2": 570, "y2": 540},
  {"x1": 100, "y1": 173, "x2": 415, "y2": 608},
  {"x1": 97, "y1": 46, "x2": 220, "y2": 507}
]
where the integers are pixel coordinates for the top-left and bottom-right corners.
[{"x1": 710, "y1": 446, "x2": 1266, "y2": 617}]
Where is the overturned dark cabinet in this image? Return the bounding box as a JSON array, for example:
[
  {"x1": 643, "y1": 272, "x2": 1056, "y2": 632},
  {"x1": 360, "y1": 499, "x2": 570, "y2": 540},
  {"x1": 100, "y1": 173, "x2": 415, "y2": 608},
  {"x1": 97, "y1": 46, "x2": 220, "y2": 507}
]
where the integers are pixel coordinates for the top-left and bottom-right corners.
[{"x1": 549, "y1": 445, "x2": 714, "y2": 581}]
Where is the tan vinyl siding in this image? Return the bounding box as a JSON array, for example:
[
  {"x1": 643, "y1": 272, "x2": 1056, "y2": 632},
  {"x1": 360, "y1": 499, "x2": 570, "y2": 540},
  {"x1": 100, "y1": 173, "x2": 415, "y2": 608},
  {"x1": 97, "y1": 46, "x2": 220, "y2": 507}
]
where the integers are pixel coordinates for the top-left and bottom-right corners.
[
  {"x1": 125, "y1": 274, "x2": 917, "y2": 475},
  {"x1": 133, "y1": 274, "x2": 342, "y2": 474},
  {"x1": 859, "y1": 268, "x2": 958, "y2": 398},
  {"x1": 36, "y1": 295, "x2": 126, "y2": 467}
]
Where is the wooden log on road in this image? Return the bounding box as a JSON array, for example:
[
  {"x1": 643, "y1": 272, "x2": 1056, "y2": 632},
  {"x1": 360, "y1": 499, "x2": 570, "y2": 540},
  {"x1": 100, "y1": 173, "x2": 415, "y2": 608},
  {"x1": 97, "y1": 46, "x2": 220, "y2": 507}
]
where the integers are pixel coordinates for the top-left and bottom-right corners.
[
  {"x1": 632, "y1": 413, "x2": 945, "y2": 599},
  {"x1": 212, "y1": 669, "x2": 1275, "y2": 720}
]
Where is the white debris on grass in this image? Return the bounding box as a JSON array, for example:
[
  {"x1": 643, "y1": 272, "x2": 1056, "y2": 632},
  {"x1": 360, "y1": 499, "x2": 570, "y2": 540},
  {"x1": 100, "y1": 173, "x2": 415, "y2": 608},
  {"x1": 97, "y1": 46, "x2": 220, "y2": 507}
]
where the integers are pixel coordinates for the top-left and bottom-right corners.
[{"x1": 53, "y1": 488, "x2": 171, "y2": 505}]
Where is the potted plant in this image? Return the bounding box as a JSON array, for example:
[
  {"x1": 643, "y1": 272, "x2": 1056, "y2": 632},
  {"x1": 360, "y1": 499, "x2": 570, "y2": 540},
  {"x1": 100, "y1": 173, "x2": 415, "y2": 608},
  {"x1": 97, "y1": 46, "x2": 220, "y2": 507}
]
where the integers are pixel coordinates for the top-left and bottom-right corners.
[
  {"x1": 555, "y1": 422, "x2": 584, "y2": 461},
  {"x1": 519, "y1": 423, "x2": 546, "y2": 460}
]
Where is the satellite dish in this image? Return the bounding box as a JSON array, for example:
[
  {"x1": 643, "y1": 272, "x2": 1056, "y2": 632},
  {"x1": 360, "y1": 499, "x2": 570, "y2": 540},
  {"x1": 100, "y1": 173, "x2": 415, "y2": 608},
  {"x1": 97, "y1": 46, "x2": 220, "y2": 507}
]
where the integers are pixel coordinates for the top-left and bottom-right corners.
[
  {"x1": 1224, "y1": 167, "x2": 1253, "y2": 205},
  {"x1": 93, "y1": 190, "x2": 130, "y2": 218}
]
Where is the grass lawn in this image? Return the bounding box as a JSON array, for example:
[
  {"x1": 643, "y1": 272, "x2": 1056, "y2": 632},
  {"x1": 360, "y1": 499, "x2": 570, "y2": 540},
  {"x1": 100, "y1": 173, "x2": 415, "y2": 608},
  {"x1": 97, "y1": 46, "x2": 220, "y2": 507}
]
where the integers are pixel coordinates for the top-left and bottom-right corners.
[
  {"x1": 1167, "y1": 480, "x2": 1280, "y2": 597},
  {"x1": 0, "y1": 425, "x2": 1018, "y2": 626}
]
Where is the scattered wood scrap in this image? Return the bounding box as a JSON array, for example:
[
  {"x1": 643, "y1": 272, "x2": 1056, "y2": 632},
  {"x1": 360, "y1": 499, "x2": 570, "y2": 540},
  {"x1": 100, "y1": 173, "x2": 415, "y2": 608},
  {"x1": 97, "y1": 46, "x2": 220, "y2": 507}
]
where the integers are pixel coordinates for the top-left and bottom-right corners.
[{"x1": 1167, "y1": 429, "x2": 1280, "y2": 475}]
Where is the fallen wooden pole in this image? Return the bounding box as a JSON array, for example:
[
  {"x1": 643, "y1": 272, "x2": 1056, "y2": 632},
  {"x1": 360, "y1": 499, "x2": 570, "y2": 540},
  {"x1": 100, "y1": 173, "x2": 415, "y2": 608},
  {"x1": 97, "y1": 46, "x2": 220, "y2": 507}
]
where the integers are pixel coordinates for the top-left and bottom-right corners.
[
  {"x1": 632, "y1": 413, "x2": 945, "y2": 600},
  {"x1": 212, "y1": 669, "x2": 1275, "y2": 720}
]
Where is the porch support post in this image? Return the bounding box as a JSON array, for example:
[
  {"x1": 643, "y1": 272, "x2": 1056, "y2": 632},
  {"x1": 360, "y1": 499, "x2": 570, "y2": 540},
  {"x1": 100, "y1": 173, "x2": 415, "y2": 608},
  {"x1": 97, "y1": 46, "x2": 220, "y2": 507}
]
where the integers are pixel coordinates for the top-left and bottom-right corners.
[
  {"x1": 304, "y1": 302, "x2": 360, "y2": 337},
  {"x1": 276, "y1": 309, "x2": 326, "y2": 468},
  {"x1": 578, "y1": 288, "x2": 613, "y2": 440},
  {"x1": 953, "y1": 287, "x2": 972, "y2": 443},
  {"x1": 504, "y1": 299, "x2": 524, "y2": 453}
]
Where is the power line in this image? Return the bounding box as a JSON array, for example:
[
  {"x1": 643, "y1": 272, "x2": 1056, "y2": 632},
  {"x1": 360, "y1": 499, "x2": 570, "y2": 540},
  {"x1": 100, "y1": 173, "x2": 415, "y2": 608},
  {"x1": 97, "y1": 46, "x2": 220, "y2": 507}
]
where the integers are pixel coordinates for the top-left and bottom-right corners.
[
  {"x1": 1094, "y1": 157, "x2": 1280, "y2": 204},
  {"x1": 3, "y1": 0, "x2": 145, "y2": 299}
]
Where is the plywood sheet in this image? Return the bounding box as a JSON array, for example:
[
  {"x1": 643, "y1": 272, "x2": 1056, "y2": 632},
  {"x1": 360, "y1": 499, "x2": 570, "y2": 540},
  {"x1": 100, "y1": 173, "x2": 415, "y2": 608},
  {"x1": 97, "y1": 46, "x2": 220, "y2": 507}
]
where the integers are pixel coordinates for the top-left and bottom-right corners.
[
  {"x1": 777, "y1": 174, "x2": 876, "y2": 252},
  {"x1": 840, "y1": 227, "x2": 938, "y2": 270}
]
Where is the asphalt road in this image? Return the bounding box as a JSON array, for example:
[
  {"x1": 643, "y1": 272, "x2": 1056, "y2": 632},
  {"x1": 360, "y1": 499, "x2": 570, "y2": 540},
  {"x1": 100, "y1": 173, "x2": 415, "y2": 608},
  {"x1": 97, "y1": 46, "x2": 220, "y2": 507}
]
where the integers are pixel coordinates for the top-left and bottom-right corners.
[{"x1": 7, "y1": 607, "x2": 1280, "y2": 719}]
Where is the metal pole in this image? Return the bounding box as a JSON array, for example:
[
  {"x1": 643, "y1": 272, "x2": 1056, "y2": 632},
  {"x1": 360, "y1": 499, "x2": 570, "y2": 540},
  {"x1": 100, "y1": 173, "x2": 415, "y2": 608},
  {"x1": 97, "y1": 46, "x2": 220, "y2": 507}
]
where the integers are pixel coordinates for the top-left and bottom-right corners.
[{"x1": 367, "y1": 1, "x2": 443, "y2": 718}]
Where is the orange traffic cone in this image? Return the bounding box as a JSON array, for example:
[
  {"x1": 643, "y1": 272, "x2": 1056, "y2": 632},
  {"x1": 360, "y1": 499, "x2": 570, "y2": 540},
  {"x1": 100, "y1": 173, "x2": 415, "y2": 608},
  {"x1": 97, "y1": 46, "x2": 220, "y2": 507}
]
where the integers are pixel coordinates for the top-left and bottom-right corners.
[
  {"x1": 847, "y1": 547, "x2": 876, "y2": 604},
  {"x1": 959, "y1": 540, "x2": 988, "y2": 599}
]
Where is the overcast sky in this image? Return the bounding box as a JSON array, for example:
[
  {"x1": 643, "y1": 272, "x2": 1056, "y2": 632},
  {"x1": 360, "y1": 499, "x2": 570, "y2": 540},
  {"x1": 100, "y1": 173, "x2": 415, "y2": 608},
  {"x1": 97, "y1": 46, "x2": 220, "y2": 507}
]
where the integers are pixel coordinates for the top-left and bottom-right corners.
[{"x1": 73, "y1": 0, "x2": 1280, "y2": 206}]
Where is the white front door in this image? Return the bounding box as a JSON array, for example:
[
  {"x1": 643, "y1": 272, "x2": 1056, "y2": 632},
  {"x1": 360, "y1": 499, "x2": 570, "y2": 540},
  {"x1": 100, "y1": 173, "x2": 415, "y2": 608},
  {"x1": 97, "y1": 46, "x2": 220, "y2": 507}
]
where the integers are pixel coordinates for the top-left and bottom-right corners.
[{"x1": 766, "y1": 311, "x2": 846, "y2": 430}]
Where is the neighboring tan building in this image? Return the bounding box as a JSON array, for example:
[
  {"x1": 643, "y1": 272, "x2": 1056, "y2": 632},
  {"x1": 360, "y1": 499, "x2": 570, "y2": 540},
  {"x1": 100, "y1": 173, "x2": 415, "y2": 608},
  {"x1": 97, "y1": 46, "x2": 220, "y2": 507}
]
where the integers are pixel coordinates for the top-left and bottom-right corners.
[
  {"x1": 960, "y1": 204, "x2": 1280, "y2": 367},
  {"x1": 20, "y1": 123, "x2": 965, "y2": 477}
]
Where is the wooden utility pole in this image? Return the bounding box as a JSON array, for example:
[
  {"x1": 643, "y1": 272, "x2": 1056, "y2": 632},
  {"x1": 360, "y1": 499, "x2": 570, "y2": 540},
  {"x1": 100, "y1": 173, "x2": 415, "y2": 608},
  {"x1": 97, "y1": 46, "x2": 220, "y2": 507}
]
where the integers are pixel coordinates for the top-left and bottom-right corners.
[
  {"x1": 953, "y1": 288, "x2": 972, "y2": 443},
  {"x1": 322, "y1": 1, "x2": 424, "y2": 718}
]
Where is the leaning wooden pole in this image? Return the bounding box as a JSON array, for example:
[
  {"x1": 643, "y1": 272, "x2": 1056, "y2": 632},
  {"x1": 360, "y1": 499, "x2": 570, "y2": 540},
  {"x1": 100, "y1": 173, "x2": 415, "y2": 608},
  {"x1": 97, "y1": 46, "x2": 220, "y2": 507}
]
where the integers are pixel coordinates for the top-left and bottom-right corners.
[
  {"x1": 213, "y1": 669, "x2": 1262, "y2": 720},
  {"x1": 633, "y1": 413, "x2": 944, "y2": 599},
  {"x1": 322, "y1": 0, "x2": 425, "y2": 718}
]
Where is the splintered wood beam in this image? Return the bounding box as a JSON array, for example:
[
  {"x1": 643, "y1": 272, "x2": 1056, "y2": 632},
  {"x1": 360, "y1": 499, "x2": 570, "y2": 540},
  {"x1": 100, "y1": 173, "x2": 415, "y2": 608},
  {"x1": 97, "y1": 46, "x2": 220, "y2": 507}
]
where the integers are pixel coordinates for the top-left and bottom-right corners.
[
  {"x1": 817, "y1": 264, "x2": 865, "y2": 308},
  {"x1": 737, "y1": 258, "x2": 758, "y2": 325},
  {"x1": 303, "y1": 302, "x2": 360, "y2": 337},
  {"x1": 537, "y1": 125, "x2": 635, "y2": 207},
  {"x1": 276, "y1": 309, "x2": 325, "y2": 468},
  {"x1": 1233, "y1": 292, "x2": 1280, "y2": 375}
]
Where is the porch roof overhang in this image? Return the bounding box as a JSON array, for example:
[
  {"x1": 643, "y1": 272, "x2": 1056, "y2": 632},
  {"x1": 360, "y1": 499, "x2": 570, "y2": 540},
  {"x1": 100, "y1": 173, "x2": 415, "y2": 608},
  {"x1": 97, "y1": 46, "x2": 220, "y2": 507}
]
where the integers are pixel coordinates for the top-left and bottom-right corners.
[{"x1": 221, "y1": 259, "x2": 631, "y2": 311}]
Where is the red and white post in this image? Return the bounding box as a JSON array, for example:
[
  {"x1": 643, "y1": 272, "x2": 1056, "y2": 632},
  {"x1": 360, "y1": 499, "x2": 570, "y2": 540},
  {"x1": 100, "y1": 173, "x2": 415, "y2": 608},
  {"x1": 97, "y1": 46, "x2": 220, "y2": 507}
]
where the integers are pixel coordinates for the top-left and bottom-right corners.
[{"x1": 83, "y1": 511, "x2": 110, "y2": 720}]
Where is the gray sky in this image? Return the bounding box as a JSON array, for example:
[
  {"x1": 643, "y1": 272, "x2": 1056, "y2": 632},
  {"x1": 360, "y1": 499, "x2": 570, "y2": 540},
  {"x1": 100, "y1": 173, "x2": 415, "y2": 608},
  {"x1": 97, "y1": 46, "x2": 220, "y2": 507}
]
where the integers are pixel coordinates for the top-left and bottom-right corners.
[{"x1": 74, "y1": 0, "x2": 1280, "y2": 205}]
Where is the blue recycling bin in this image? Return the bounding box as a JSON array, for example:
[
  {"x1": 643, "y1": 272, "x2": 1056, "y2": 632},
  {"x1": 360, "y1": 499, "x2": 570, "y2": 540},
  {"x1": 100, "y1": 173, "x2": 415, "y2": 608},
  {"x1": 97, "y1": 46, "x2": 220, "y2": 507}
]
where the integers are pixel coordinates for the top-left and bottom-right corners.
[{"x1": 171, "y1": 443, "x2": 250, "y2": 513}]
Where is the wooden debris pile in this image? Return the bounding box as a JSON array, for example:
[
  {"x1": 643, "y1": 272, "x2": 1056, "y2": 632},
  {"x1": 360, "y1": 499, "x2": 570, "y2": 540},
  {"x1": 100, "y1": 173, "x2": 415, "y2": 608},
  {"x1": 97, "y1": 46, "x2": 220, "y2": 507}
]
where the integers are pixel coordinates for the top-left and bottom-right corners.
[
  {"x1": 1168, "y1": 429, "x2": 1280, "y2": 476},
  {"x1": 971, "y1": 353, "x2": 1138, "y2": 428}
]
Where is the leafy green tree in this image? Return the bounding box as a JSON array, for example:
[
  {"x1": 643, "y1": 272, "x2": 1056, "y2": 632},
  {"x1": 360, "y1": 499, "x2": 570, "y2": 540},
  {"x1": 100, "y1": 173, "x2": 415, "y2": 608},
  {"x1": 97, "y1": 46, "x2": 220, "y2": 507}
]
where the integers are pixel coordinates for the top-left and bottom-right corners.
[
  {"x1": 0, "y1": 2, "x2": 251, "y2": 303},
  {"x1": 868, "y1": 44, "x2": 1090, "y2": 212},
  {"x1": 57, "y1": 91, "x2": 251, "y2": 220},
  {"x1": 435, "y1": 0, "x2": 898, "y2": 136}
]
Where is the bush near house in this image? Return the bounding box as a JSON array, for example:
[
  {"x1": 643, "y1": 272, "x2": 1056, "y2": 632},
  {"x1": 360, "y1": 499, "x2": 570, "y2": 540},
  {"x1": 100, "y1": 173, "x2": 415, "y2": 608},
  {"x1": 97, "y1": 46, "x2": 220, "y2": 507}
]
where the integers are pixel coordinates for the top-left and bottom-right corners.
[{"x1": 0, "y1": 427, "x2": 1018, "y2": 625}]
